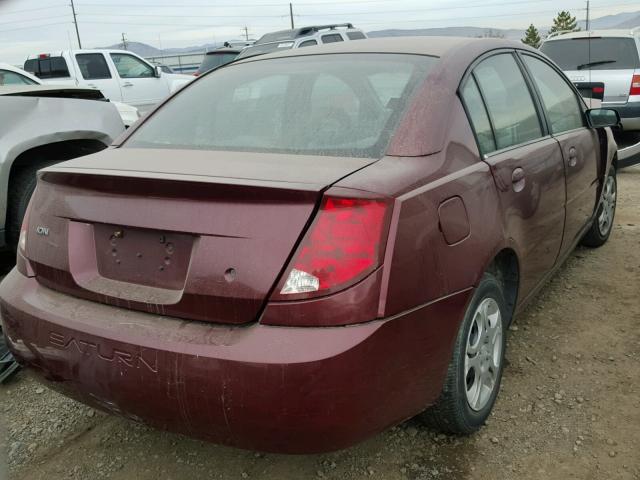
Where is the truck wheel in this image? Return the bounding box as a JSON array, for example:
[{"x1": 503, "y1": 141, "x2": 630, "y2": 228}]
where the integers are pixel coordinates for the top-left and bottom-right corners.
[
  {"x1": 420, "y1": 274, "x2": 507, "y2": 434},
  {"x1": 6, "y1": 162, "x2": 54, "y2": 250},
  {"x1": 581, "y1": 167, "x2": 616, "y2": 248}
]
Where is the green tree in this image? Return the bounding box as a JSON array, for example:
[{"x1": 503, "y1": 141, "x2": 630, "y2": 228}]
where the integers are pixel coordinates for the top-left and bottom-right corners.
[
  {"x1": 522, "y1": 24, "x2": 541, "y2": 48},
  {"x1": 549, "y1": 11, "x2": 580, "y2": 35}
]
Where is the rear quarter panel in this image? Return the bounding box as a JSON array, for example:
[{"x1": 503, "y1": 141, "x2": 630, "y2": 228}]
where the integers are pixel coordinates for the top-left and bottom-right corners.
[{"x1": 337, "y1": 98, "x2": 507, "y2": 317}]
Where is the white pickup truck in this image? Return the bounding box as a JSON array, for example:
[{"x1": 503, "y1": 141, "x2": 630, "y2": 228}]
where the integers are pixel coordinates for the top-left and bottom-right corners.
[{"x1": 24, "y1": 49, "x2": 193, "y2": 113}]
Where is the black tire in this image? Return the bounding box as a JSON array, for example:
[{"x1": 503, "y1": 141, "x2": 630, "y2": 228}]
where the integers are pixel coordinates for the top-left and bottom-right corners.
[
  {"x1": 420, "y1": 274, "x2": 508, "y2": 434},
  {"x1": 5, "y1": 161, "x2": 55, "y2": 250},
  {"x1": 581, "y1": 167, "x2": 617, "y2": 248}
]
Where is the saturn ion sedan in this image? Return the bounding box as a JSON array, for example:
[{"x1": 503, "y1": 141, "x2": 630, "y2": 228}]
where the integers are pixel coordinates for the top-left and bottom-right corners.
[{"x1": 0, "y1": 37, "x2": 619, "y2": 453}]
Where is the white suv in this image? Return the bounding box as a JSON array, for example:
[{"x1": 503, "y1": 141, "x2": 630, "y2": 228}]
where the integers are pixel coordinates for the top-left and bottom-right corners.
[
  {"x1": 236, "y1": 23, "x2": 367, "y2": 60},
  {"x1": 541, "y1": 28, "x2": 640, "y2": 131}
]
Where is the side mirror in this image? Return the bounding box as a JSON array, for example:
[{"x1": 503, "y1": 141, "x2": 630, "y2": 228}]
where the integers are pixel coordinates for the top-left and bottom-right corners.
[
  {"x1": 154, "y1": 66, "x2": 162, "y2": 78},
  {"x1": 586, "y1": 108, "x2": 621, "y2": 129}
]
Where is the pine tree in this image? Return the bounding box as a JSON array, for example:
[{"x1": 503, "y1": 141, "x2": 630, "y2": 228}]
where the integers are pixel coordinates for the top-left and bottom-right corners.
[
  {"x1": 549, "y1": 11, "x2": 580, "y2": 35},
  {"x1": 522, "y1": 24, "x2": 541, "y2": 48}
]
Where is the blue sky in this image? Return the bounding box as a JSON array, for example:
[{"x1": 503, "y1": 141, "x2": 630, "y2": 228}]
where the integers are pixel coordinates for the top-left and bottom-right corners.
[{"x1": 0, "y1": 0, "x2": 637, "y2": 64}]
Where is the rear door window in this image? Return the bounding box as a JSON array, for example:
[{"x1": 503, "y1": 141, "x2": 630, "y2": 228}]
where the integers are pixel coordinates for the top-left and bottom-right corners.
[
  {"x1": 473, "y1": 53, "x2": 543, "y2": 151},
  {"x1": 321, "y1": 34, "x2": 344, "y2": 44},
  {"x1": 346, "y1": 31, "x2": 366, "y2": 40},
  {"x1": 23, "y1": 56, "x2": 70, "y2": 79},
  {"x1": 541, "y1": 38, "x2": 640, "y2": 70},
  {"x1": 522, "y1": 55, "x2": 585, "y2": 134},
  {"x1": 76, "y1": 53, "x2": 112, "y2": 80}
]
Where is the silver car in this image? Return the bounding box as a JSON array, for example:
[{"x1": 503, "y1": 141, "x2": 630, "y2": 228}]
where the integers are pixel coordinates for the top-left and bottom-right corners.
[{"x1": 541, "y1": 28, "x2": 640, "y2": 131}]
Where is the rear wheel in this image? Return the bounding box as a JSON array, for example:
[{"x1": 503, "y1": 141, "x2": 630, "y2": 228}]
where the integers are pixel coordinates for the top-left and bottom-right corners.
[
  {"x1": 6, "y1": 161, "x2": 55, "y2": 250},
  {"x1": 420, "y1": 274, "x2": 507, "y2": 434},
  {"x1": 582, "y1": 167, "x2": 616, "y2": 248}
]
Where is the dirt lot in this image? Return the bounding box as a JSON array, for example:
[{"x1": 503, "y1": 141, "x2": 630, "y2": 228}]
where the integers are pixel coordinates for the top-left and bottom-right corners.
[{"x1": 1, "y1": 166, "x2": 639, "y2": 480}]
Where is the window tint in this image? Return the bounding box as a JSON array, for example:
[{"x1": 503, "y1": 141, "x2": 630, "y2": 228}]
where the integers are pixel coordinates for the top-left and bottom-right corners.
[
  {"x1": 0, "y1": 70, "x2": 38, "y2": 85},
  {"x1": 23, "y1": 57, "x2": 70, "y2": 79},
  {"x1": 473, "y1": 54, "x2": 542, "y2": 150},
  {"x1": 461, "y1": 78, "x2": 496, "y2": 154},
  {"x1": 523, "y1": 55, "x2": 584, "y2": 134},
  {"x1": 321, "y1": 34, "x2": 344, "y2": 44},
  {"x1": 76, "y1": 53, "x2": 112, "y2": 80},
  {"x1": 110, "y1": 53, "x2": 154, "y2": 78},
  {"x1": 540, "y1": 38, "x2": 640, "y2": 70},
  {"x1": 346, "y1": 31, "x2": 366, "y2": 40},
  {"x1": 298, "y1": 40, "x2": 318, "y2": 48},
  {"x1": 126, "y1": 54, "x2": 436, "y2": 158}
]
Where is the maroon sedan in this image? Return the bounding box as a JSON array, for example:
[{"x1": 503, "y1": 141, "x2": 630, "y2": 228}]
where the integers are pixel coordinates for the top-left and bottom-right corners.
[{"x1": 0, "y1": 37, "x2": 619, "y2": 453}]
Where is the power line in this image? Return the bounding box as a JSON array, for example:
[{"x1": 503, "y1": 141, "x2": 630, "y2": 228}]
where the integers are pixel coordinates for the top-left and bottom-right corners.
[
  {"x1": 0, "y1": 15, "x2": 70, "y2": 27},
  {"x1": 77, "y1": 12, "x2": 287, "y2": 18},
  {"x1": 0, "y1": 21, "x2": 70, "y2": 34},
  {"x1": 0, "y1": 4, "x2": 67, "y2": 15}
]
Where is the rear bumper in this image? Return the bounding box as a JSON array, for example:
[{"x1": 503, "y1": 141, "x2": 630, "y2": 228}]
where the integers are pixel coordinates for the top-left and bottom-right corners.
[{"x1": 0, "y1": 270, "x2": 470, "y2": 453}]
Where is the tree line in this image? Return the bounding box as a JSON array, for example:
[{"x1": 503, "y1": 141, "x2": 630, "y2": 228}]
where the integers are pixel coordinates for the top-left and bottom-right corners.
[{"x1": 522, "y1": 10, "x2": 579, "y2": 48}]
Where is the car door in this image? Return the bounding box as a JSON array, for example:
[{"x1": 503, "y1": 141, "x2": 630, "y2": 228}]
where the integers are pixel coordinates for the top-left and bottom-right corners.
[
  {"x1": 520, "y1": 53, "x2": 600, "y2": 256},
  {"x1": 461, "y1": 52, "x2": 566, "y2": 297},
  {"x1": 74, "y1": 53, "x2": 123, "y2": 102},
  {"x1": 109, "y1": 53, "x2": 167, "y2": 112}
]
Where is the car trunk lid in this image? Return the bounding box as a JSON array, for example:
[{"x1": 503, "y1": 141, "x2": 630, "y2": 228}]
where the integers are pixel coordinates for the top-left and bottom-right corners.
[{"x1": 26, "y1": 148, "x2": 376, "y2": 324}]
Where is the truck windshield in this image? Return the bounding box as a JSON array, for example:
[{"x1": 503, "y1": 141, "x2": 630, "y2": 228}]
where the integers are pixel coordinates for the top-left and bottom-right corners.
[
  {"x1": 541, "y1": 37, "x2": 640, "y2": 70},
  {"x1": 126, "y1": 53, "x2": 437, "y2": 158}
]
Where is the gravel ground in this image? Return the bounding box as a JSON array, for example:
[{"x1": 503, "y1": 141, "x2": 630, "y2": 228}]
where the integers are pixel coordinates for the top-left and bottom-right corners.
[{"x1": 1, "y1": 166, "x2": 639, "y2": 480}]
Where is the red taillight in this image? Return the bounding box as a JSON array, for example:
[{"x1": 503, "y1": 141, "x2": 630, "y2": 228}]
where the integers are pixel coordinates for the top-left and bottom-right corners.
[
  {"x1": 592, "y1": 86, "x2": 604, "y2": 94},
  {"x1": 273, "y1": 195, "x2": 390, "y2": 300},
  {"x1": 193, "y1": 72, "x2": 200, "y2": 77},
  {"x1": 631, "y1": 74, "x2": 640, "y2": 96},
  {"x1": 38, "y1": 53, "x2": 50, "y2": 59}
]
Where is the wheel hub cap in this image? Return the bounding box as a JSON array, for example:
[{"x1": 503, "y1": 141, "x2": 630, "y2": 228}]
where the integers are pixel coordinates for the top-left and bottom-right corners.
[
  {"x1": 598, "y1": 175, "x2": 616, "y2": 236},
  {"x1": 464, "y1": 297, "x2": 503, "y2": 411}
]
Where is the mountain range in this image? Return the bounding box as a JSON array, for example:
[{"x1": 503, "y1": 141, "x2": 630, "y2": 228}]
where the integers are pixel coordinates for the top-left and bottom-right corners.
[{"x1": 101, "y1": 9, "x2": 640, "y2": 57}]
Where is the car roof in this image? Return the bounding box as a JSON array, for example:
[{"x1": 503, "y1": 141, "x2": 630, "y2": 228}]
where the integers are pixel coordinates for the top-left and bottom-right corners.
[
  {"x1": 235, "y1": 36, "x2": 527, "y2": 64},
  {"x1": 545, "y1": 29, "x2": 640, "y2": 41}
]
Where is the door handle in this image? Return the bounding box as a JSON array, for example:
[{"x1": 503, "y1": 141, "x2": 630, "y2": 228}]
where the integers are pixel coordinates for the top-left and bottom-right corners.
[
  {"x1": 511, "y1": 167, "x2": 525, "y2": 192},
  {"x1": 122, "y1": 82, "x2": 134, "y2": 87},
  {"x1": 568, "y1": 147, "x2": 578, "y2": 167}
]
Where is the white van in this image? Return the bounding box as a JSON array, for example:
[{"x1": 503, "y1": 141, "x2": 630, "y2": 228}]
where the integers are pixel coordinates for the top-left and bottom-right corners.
[{"x1": 24, "y1": 50, "x2": 193, "y2": 113}]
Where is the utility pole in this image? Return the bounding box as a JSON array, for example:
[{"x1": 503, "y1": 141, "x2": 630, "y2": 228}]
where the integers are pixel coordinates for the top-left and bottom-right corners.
[
  {"x1": 121, "y1": 32, "x2": 128, "y2": 50},
  {"x1": 289, "y1": 3, "x2": 295, "y2": 29},
  {"x1": 585, "y1": 0, "x2": 590, "y2": 30},
  {"x1": 70, "y1": 0, "x2": 82, "y2": 49},
  {"x1": 241, "y1": 26, "x2": 249, "y2": 41}
]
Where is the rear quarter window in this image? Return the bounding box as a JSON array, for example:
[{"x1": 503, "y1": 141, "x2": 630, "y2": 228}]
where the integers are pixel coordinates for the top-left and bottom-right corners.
[{"x1": 541, "y1": 37, "x2": 640, "y2": 70}]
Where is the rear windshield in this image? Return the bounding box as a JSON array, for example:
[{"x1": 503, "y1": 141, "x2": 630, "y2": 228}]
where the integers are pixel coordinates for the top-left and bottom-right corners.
[
  {"x1": 126, "y1": 54, "x2": 436, "y2": 158},
  {"x1": 541, "y1": 37, "x2": 640, "y2": 70},
  {"x1": 236, "y1": 42, "x2": 294, "y2": 59},
  {"x1": 23, "y1": 56, "x2": 70, "y2": 79},
  {"x1": 197, "y1": 52, "x2": 239, "y2": 74}
]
